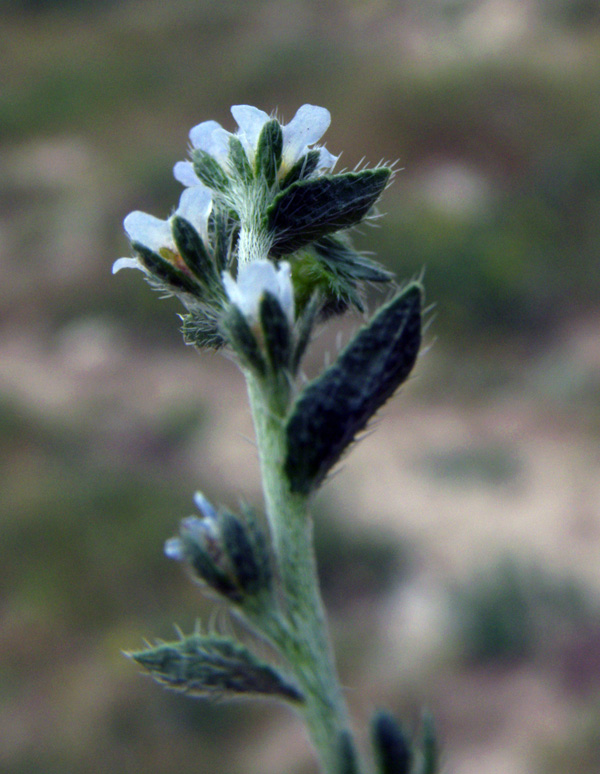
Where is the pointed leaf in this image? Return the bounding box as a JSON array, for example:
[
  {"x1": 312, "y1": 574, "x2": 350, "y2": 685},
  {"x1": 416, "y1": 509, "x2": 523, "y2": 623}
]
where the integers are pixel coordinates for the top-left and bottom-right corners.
[
  {"x1": 268, "y1": 168, "x2": 391, "y2": 256},
  {"x1": 130, "y1": 633, "x2": 304, "y2": 703},
  {"x1": 314, "y1": 236, "x2": 393, "y2": 283},
  {"x1": 285, "y1": 284, "x2": 422, "y2": 494}
]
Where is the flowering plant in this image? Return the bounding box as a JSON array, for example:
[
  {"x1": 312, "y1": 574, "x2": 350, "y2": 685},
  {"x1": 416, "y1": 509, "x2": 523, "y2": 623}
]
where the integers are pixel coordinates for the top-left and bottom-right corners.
[{"x1": 116, "y1": 104, "x2": 436, "y2": 774}]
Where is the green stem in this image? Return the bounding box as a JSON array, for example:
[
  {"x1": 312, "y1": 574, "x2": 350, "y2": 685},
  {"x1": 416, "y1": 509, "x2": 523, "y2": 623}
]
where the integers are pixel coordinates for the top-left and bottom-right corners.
[{"x1": 246, "y1": 372, "x2": 357, "y2": 774}]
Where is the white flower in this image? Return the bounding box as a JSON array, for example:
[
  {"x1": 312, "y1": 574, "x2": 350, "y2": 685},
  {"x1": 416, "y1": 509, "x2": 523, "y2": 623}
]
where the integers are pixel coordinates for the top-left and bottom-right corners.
[
  {"x1": 173, "y1": 104, "x2": 338, "y2": 188},
  {"x1": 223, "y1": 260, "x2": 294, "y2": 324},
  {"x1": 113, "y1": 185, "x2": 212, "y2": 275}
]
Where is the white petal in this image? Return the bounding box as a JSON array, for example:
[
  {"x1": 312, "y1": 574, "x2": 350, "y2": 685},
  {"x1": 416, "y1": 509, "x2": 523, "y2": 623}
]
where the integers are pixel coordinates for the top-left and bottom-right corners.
[
  {"x1": 193, "y1": 491, "x2": 217, "y2": 520},
  {"x1": 112, "y1": 257, "x2": 145, "y2": 274},
  {"x1": 317, "y1": 147, "x2": 338, "y2": 171},
  {"x1": 223, "y1": 260, "x2": 294, "y2": 323},
  {"x1": 123, "y1": 211, "x2": 172, "y2": 252},
  {"x1": 173, "y1": 160, "x2": 201, "y2": 187},
  {"x1": 189, "y1": 120, "x2": 231, "y2": 163},
  {"x1": 282, "y1": 104, "x2": 331, "y2": 166},
  {"x1": 231, "y1": 105, "x2": 270, "y2": 158},
  {"x1": 164, "y1": 536, "x2": 185, "y2": 560},
  {"x1": 175, "y1": 186, "x2": 212, "y2": 241},
  {"x1": 275, "y1": 262, "x2": 295, "y2": 322}
]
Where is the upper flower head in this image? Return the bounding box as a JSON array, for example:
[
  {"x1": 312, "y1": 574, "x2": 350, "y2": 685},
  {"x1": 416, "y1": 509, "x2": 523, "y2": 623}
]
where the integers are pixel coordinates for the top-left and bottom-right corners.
[
  {"x1": 113, "y1": 185, "x2": 212, "y2": 277},
  {"x1": 173, "y1": 104, "x2": 338, "y2": 190},
  {"x1": 222, "y1": 260, "x2": 294, "y2": 325}
]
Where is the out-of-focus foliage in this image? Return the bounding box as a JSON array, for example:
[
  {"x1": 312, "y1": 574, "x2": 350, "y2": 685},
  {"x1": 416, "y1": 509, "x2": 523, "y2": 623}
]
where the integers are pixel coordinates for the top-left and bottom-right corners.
[
  {"x1": 2, "y1": 1, "x2": 600, "y2": 772},
  {"x1": 451, "y1": 559, "x2": 599, "y2": 665}
]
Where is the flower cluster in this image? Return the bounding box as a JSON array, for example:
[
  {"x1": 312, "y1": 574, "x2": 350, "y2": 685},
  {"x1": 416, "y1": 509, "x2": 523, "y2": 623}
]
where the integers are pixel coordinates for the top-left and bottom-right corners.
[{"x1": 114, "y1": 103, "x2": 394, "y2": 365}]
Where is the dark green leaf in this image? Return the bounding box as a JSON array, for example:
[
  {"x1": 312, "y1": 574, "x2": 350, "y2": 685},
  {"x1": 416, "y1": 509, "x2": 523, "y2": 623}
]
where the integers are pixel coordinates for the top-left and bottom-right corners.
[
  {"x1": 130, "y1": 633, "x2": 304, "y2": 702},
  {"x1": 285, "y1": 284, "x2": 422, "y2": 494},
  {"x1": 268, "y1": 168, "x2": 391, "y2": 256},
  {"x1": 314, "y1": 235, "x2": 393, "y2": 283}
]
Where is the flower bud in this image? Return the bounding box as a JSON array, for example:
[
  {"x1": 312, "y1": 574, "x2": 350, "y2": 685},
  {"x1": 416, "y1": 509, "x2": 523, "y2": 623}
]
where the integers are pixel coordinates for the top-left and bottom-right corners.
[{"x1": 165, "y1": 493, "x2": 272, "y2": 603}]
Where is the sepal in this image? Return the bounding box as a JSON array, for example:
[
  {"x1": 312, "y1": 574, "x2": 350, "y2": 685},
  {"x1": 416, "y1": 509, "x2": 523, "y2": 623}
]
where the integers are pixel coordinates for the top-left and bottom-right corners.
[
  {"x1": 255, "y1": 119, "x2": 283, "y2": 187},
  {"x1": 285, "y1": 283, "x2": 422, "y2": 494},
  {"x1": 129, "y1": 632, "x2": 304, "y2": 703},
  {"x1": 372, "y1": 711, "x2": 412, "y2": 774},
  {"x1": 181, "y1": 309, "x2": 225, "y2": 350},
  {"x1": 279, "y1": 149, "x2": 321, "y2": 189},
  {"x1": 259, "y1": 290, "x2": 293, "y2": 373},
  {"x1": 220, "y1": 304, "x2": 267, "y2": 376},
  {"x1": 171, "y1": 216, "x2": 220, "y2": 291},
  {"x1": 209, "y1": 206, "x2": 239, "y2": 274},
  {"x1": 228, "y1": 135, "x2": 254, "y2": 184},
  {"x1": 268, "y1": 168, "x2": 391, "y2": 256},
  {"x1": 192, "y1": 148, "x2": 230, "y2": 192},
  {"x1": 291, "y1": 293, "x2": 320, "y2": 374},
  {"x1": 131, "y1": 241, "x2": 201, "y2": 296}
]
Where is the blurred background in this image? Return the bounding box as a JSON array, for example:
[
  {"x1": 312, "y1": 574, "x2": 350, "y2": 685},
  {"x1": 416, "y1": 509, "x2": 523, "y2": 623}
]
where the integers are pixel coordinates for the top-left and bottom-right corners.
[{"x1": 2, "y1": 0, "x2": 600, "y2": 771}]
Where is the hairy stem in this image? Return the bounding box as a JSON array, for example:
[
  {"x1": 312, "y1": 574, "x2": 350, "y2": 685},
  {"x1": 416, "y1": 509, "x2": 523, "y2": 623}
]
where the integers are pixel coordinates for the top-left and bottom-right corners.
[{"x1": 246, "y1": 373, "x2": 358, "y2": 774}]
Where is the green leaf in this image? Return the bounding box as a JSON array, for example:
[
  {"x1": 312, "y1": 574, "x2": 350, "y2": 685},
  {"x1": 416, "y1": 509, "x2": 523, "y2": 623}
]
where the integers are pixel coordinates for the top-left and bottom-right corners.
[
  {"x1": 268, "y1": 168, "x2": 391, "y2": 256},
  {"x1": 131, "y1": 241, "x2": 200, "y2": 296},
  {"x1": 285, "y1": 283, "x2": 422, "y2": 494},
  {"x1": 255, "y1": 119, "x2": 283, "y2": 187},
  {"x1": 129, "y1": 633, "x2": 304, "y2": 703},
  {"x1": 314, "y1": 235, "x2": 393, "y2": 284}
]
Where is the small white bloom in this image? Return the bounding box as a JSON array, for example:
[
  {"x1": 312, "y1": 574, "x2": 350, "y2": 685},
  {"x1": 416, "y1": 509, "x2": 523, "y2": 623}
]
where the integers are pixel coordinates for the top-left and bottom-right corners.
[
  {"x1": 113, "y1": 185, "x2": 212, "y2": 275},
  {"x1": 223, "y1": 260, "x2": 294, "y2": 324},
  {"x1": 173, "y1": 104, "x2": 337, "y2": 188}
]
